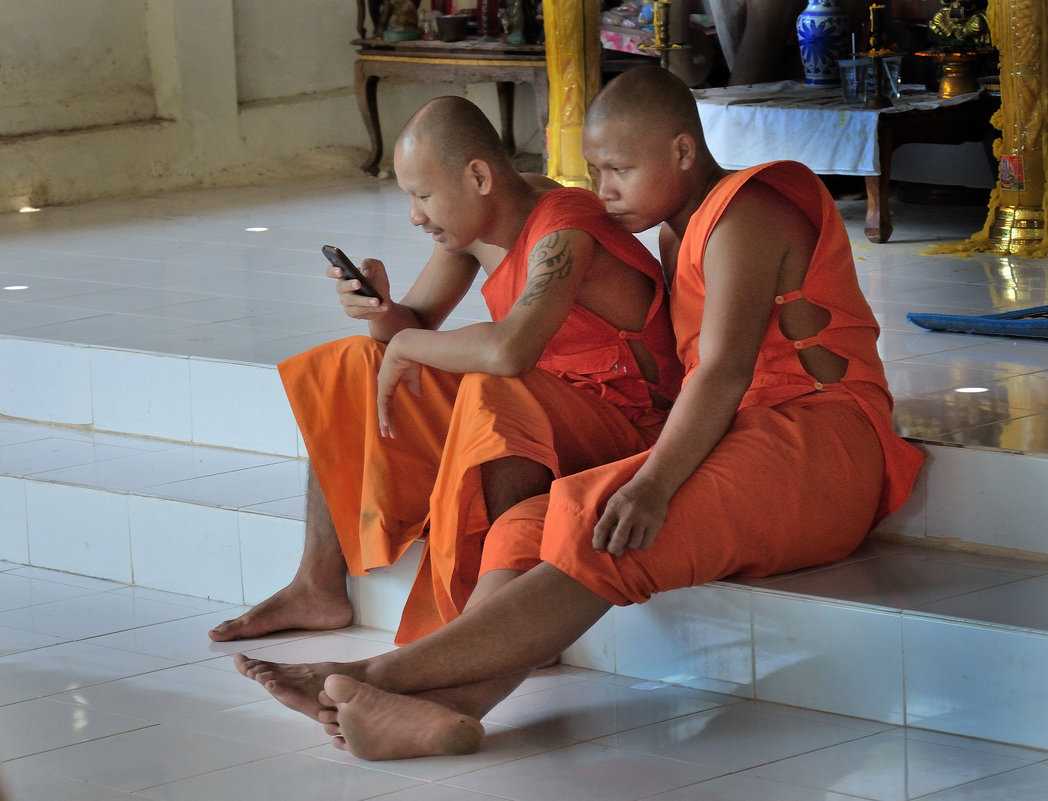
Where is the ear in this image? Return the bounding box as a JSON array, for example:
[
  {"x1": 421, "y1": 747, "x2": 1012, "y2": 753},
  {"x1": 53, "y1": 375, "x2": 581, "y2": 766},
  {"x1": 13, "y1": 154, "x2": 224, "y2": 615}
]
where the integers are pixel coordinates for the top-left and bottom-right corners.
[
  {"x1": 466, "y1": 159, "x2": 495, "y2": 196},
  {"x1": 671, "y1": 133, "x2": 697, "y2": 171}
]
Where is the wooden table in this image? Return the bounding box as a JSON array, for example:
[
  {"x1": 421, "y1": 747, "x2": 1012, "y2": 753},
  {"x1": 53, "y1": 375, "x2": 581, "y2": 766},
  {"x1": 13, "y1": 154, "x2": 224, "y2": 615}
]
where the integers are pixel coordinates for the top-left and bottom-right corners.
[
  {"x1": 693, "y1": 83, "x2": 994, "y2": 243},
  {"x1": 353, "y1": 38, "x2": 548, "y2": 176},
  {"x1": 862, "y1": 94, "x2": 995, "y2": 242}
]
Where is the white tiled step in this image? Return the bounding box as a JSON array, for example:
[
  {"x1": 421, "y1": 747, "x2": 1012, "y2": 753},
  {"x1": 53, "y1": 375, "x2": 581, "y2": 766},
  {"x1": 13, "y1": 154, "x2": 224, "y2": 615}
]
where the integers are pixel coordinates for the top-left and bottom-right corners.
[
  {"x1": 2, "y1": 417, "x2": 1048, "y2": 752},
  {"x1": 0, "y1": 337, "x2": 301, "y2": 457},
  {"x1": 605, "y1": 546, "x2": 1048, "y2": 752},
  {"x1": 0, "y1": 417, "x2": 307, "y2": 604},
  {"x1": 4, "y1": 336, "x2": 1048, "y2": 556}
]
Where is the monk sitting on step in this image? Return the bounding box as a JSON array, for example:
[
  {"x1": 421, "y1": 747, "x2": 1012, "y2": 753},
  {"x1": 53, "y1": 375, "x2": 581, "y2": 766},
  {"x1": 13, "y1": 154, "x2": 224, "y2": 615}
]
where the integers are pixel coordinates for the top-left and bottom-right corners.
[
  {"x1": 233, "y1": 67, "x2": 923, "y2": 762},
  {"x1": 209, "y1": 94, "x2": 681, "y2": 646}
]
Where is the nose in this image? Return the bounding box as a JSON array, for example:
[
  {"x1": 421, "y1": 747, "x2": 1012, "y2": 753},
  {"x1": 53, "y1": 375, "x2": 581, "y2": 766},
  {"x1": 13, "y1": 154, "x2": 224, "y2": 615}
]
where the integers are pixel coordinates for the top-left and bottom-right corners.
[
  {"x1": 408, "y1": 198, "x2": 427, "y2": 227},
  {"x1": 595, "y1": 173, "x2": 617, "y2": 202}
]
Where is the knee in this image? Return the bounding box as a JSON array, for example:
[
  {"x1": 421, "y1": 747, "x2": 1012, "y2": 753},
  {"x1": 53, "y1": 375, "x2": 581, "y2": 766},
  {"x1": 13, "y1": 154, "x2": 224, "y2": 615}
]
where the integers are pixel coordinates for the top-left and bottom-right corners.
[{"x1": 480, "y1": 495, "x2": 549, "y2": 575}]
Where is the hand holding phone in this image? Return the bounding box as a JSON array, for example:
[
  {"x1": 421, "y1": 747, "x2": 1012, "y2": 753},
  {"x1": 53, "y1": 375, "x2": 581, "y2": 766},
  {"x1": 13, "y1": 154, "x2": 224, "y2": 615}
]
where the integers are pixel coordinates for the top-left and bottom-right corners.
[{"x1": 322, "y1": 245, "x2": 383, "y2": 301}]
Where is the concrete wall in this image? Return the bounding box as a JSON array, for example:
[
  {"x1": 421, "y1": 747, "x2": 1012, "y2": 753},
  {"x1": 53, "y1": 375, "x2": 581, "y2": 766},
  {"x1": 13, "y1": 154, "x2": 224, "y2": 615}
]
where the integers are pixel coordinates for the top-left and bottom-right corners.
[{"x1": 0, "y1": 0, "x2": 542, "y2": 212}]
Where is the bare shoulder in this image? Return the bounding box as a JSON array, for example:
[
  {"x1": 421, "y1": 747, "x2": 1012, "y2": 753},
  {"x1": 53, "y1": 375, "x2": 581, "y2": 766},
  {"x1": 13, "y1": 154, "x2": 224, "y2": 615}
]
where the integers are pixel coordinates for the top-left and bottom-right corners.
[
  {"x1": 710, "y1": 179, "x2": 818, "y2": 261},
  {"x1": 528, "y1": 226, "x2": 597, "y2": 273}
]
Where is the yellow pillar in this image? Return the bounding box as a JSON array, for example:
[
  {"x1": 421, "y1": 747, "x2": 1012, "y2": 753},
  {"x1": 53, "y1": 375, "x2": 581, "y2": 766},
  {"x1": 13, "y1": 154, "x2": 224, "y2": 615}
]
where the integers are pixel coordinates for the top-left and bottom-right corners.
[
  {"x1": 542, "y1": 0, "x2": 602, "y2": 188},
  {"x1": 984, "y1": 0, "x2": 1047, "y2": 255},
  {"x1": 932, "y1": 0, "x2": 1047, "y2": 256}
]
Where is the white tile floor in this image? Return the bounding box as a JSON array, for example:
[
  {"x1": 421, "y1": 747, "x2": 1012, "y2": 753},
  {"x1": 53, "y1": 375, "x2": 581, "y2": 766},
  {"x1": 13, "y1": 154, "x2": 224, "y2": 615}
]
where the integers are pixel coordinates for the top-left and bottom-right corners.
[
  {"x1": 2, "y1": 174, "x2": 1048, "y2": 799},
  {"x1": 1, "y1": 561, "x2": 1047, "y2": 801},
  {"x1": 1, "y1": 174, "x2": 1046, "y2": 453}
]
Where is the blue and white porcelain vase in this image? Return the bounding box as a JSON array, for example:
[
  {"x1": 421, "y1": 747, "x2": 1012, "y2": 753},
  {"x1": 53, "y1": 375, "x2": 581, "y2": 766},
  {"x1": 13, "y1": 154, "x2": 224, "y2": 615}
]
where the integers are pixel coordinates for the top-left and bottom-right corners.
[{"x1": 796, "y1": 0, "x2": 850, "y2": 86}]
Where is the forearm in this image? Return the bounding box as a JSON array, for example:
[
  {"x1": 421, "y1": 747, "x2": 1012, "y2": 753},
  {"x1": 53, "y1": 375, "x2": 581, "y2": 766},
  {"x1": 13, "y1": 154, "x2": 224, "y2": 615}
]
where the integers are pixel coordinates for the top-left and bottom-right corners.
[
  {"x1": 633, "y1": 367, "x2": 750, "y2": 500},
  {"x1": 388, "y1": 322, "x2": 532, "y2": 377},
  {"x1": 367, "y1": 301, "x2": 427, "y2": 343}
]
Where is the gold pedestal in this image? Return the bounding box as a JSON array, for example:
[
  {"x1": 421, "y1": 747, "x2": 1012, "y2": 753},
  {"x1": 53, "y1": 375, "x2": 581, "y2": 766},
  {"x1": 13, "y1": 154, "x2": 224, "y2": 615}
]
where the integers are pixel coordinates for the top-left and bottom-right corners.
[
  {"x1": 916, "y1": 51, "x2": 983, "y2": 98},
  {"x1": 988, "y1": 206, "x2": 1047, "y2": 253},
  {"x1": 989, "y1": 150, "x2": 1047, "y2": 253}
]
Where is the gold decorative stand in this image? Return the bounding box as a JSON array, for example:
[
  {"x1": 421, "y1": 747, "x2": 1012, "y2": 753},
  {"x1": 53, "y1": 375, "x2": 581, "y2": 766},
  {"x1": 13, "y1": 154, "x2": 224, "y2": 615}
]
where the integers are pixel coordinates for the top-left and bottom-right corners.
[
  {"x1": 916, "y1": 51, "x2": 984, "y2": 98},
  {"x1": 985, "y1": 0, "x2": 1046, "y2": 254},
  {"x1": 931, "y1": 0, "x2": 1046, "y2": 256},
  {"x1": 638, "y1": 2, "x2": 686, "y2": 69}
]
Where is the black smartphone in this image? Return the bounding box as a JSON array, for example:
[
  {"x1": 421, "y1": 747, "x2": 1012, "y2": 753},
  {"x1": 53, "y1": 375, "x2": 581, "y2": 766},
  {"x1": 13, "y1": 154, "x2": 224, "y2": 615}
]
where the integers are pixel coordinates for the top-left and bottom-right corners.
[{"x1": 322, "y1": 245, "x2": 382, "y2": 300}]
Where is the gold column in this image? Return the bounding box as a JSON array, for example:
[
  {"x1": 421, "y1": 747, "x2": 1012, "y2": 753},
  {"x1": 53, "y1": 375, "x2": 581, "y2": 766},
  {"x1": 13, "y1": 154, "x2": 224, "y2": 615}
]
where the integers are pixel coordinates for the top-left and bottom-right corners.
[
  {"x1": 934, "y1": 0, "x2": 1046, "y2": 256},
  {"x1": 542, "y1": 0, "x2": 601, "y2": 188},
  {"x1": 985, "y1": 0, "x2": 1046, "y2": 254}
]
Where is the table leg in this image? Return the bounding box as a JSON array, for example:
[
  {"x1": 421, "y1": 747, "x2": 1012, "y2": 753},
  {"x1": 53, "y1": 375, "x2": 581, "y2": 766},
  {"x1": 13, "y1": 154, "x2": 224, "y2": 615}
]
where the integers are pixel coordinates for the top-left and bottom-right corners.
[
  {"x1": 356, "y1": 67, "x2": 382, "y2": 176},
  {"x1": 864, "y1": 175, "x2": 893, "y2": 243},
  {"x1": 496, "y1": 81, "x2": 517, "y2": 155},
  {"x1": 864, "y1": 122, "x2": 894, "y2": 243}
]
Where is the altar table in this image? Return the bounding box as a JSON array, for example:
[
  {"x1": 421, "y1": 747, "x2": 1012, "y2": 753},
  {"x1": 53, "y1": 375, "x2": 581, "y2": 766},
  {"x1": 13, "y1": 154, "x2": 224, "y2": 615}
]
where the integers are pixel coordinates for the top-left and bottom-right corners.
[
  {"x1": 353, "y1": 38, "x2": 548, "y2": 177},
  {"x1": 693, "y1": 81, "x2": 992, "y2": 242}
]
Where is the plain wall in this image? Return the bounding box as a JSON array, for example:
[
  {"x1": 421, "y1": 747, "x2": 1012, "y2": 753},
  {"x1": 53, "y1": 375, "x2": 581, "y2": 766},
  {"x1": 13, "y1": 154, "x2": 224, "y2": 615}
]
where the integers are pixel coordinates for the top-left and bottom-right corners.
[{"x1": 0, "y1": 0, "x2": 542, "y2": 212}]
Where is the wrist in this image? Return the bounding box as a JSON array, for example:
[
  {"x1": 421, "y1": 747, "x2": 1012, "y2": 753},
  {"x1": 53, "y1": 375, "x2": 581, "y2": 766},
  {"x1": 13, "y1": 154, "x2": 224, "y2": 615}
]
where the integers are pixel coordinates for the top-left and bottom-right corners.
[{"x1": 628, "y1": 469, "x2": 672, "y2": 501}]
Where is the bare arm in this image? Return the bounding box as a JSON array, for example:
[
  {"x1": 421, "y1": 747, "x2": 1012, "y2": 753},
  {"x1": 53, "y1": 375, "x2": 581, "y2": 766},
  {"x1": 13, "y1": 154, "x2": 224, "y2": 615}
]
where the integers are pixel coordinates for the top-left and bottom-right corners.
[
  {"x1": 593, "y1": 183, "x2": 817, "y2": 555},
  {"x1": 377, "y1": 228, "x2": 596, "y2": 437},
  {"x1": 336, "y1": 172, "x2": 557, "y2": 341}
]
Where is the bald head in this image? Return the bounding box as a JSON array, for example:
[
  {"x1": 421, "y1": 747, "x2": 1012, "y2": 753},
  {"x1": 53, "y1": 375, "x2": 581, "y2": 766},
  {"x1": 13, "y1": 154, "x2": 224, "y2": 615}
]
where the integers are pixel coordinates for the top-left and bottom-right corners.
[
  {"x1": 398, "y1": 96, "x2": 513, "y2": 176},
  {"x1": 586, "y1": 66, "x2": 704, "y2": 142}
]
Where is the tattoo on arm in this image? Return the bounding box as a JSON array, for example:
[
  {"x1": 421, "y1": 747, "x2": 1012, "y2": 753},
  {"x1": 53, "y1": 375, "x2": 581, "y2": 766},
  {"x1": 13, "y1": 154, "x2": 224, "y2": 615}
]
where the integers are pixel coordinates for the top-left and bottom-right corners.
[{"x1": 517, "y1": 232, "x2": 575, "y2": 306}]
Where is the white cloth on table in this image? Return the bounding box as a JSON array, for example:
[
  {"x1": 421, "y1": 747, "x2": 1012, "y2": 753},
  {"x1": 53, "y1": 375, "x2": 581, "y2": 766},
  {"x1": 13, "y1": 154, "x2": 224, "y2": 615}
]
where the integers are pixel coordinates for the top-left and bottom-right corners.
[{"x1": 693, "y1": 80, "x2": 981, "y2": 176}]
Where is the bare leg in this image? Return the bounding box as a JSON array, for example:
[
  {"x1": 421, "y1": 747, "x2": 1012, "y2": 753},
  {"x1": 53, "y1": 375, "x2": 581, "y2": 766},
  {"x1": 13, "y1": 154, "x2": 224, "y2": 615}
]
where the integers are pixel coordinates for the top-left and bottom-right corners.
[
  {"x1": 364, "y1": 562, "x2": 611, "y2": 693},
  {"x1": 728, "y1": 0, "x2": 807, "y2": 85},
  {"x1": 210, "y1": 467, "x2": 354, "y2": 641},
  {"x1": 481, "y1": 455, "x2": 552, "y2": 522},
  {"x1": 236, "y1": 562, "x2": 611, "y2": 730},
  {"x1": 324, "y1": 563, "x2": 610, "y2": 759},
  {"x1": 233, "y1": 572, "x2": 530, "y2": 723},
  {"x1": 477, "y1": 457, "x2": 559, "y2": 665},
  {"x1": 667, "y1": 0, "x2": 713, "y2": 87}
]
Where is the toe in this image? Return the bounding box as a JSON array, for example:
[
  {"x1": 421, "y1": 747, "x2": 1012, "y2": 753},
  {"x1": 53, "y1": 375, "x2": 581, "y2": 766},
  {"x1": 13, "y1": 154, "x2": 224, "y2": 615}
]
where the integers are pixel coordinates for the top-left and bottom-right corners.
[
  {"x1": 208, "y1": 619, "x2": 244, "y2": 642},
  {"x1": 323, "y1": 673, "x2": 359, "y2": 705}
]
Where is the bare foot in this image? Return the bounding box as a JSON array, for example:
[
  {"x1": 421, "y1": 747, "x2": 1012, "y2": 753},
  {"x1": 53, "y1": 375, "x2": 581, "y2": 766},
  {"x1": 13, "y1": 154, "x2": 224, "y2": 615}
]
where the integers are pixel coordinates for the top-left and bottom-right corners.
[
  {"x1": 209, "y1": 582, "x2": 353, "y2": 642},
  {"x1": 324, "y1": 674, "x2": 484, "y2": 761},
  {"x1": 235, "y1": 654, "x2": 358, "y2": 722}
]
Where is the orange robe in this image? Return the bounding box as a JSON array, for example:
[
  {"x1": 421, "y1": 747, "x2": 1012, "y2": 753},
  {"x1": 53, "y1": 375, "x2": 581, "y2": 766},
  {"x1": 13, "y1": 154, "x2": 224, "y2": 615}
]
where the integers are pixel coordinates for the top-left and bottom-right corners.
[
  {"x1": 480, "y1": 162, "x2": 925, "y2": 605},
  {"x1": 278, "y1": 188, "x2": 682, "y2": 642}
]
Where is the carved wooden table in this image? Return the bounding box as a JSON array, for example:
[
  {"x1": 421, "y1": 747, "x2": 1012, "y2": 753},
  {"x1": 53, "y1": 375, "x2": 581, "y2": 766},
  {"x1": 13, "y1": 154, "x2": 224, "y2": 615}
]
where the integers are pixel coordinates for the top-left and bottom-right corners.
[
  {"x1": 693, "y1": 82, "x2": 993, "y2": 243},
  {"x1": 353, "y1": 38, "x2": 548, "y2": 176}
]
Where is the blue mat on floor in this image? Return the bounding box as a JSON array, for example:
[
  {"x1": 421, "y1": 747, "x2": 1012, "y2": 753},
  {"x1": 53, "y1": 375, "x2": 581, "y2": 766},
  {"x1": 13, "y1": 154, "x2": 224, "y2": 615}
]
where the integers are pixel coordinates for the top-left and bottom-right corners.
[{"x1": 907, "y1": 305, "x2": 1048, "y2": 339}]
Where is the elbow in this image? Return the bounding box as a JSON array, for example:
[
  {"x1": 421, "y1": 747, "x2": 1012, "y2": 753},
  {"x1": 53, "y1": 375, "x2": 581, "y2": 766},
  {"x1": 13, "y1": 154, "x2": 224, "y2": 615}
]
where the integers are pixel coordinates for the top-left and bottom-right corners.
[
  {"x1": 700, "y1": 362, "x2": 755, "y2": 404},
  {"x1": 725, "y1": 368, "x2": 756, "y2": 403},
  {"x1": 486, "y1": 340, "x2": 542, "y2": 377}
]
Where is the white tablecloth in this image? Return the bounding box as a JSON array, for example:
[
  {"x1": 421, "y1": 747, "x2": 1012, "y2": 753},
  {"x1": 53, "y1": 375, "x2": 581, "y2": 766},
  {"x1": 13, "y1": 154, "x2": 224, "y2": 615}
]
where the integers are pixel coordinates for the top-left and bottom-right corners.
[{"x1": 693, "y1": 80, "x2": 981, "y2": 176}]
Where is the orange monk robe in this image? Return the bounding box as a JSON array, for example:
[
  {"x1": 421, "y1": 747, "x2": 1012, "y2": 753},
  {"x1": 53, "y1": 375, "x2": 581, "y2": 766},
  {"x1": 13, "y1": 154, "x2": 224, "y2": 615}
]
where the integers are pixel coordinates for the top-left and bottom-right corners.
[
  {"x1": 278, "y1": 188, "x2": 683, "y2": 643},
  {"x1": 480, "y1": 162, "x2": 926, "y2": 604}
]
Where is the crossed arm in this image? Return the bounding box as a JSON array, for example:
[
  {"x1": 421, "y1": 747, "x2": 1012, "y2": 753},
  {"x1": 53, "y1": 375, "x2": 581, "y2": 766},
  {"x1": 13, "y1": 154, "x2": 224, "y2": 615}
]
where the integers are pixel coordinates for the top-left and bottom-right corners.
[{"x1": 375, "y1": 228, "x2": 597, "y2": 438}]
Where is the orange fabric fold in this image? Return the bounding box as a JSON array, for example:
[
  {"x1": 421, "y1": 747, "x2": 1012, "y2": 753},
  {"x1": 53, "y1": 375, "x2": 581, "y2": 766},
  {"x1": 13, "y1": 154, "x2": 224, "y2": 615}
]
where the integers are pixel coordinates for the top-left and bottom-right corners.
[
  {"x1": 481, "y1": 162, "x2": 925, "y2": 607},
  {"x1": 280, "y1": 187, "x2": 685, "y2": 644},
  {"x1": 483, "y1": 397, "x2": 885, "y2": 604}
]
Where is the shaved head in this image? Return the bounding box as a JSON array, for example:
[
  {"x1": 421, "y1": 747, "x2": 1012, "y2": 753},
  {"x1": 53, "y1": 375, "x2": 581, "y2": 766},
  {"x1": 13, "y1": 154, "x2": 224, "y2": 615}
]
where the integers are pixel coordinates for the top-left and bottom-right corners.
[
  {"x1": 586, "y1": 65, "x2": 703, "y2": 142},
  {"x1": 398, "y1": 96, "x2": 514, "y2": 176}
]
